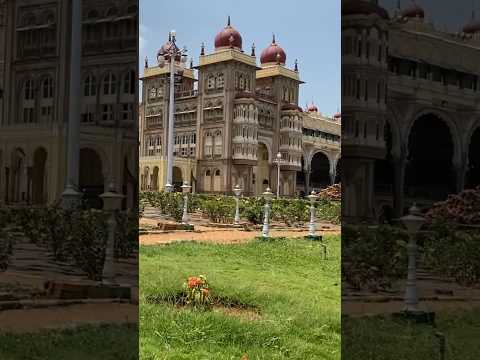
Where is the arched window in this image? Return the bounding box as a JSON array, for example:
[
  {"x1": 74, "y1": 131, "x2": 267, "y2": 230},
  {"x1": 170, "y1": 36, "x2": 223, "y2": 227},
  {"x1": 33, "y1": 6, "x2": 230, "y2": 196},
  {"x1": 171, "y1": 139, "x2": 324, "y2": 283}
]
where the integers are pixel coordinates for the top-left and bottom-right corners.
[
  {"x1": 24, "y1": 79, "x2": 35, "y2": 100},
  {"x1": 204, "y1": 132, "x2": 213, "y2": 157},
  {"x1": 214, "y1": 131, "x2": 222, "y2": 156},
  {"x1": 84, "y1": 75, "x2": 97, "y2": 97},
  {"x1": 207, "y1": 74, "x2": 215, "y2": 89},
  {"x1": 206, "y1": 170, "x2": 211, "y2": 176},
  {"x1": 103, "y1": 72, "x2": 117, "y2": 95},
  {"x1": 215, "y1": 169, "x2": 221, "y2": 176},
  {"x1": 216, "y1": 73, "x2": 224, "y2": 89},
  {"x1": 41, "y1": 77, "x2": 52, "y2": 98},
  {"x1": 123, "y1": 70, "x2": 135, "y2": 94}
]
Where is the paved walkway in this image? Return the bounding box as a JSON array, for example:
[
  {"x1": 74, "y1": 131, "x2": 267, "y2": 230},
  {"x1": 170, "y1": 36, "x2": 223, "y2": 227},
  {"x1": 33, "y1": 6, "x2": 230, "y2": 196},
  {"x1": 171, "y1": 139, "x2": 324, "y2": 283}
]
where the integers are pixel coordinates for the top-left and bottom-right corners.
[
  {"x1": 343, "y1": 269, "x2": 480, "y2": 316},
  {"x1": 0, "y1": 303, "x2": 138, "y2": 333}
]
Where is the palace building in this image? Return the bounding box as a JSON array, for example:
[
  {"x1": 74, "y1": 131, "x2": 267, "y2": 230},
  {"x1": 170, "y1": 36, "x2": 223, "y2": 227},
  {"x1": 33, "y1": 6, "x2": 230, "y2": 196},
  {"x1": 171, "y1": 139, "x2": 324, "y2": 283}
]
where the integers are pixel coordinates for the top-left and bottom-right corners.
[
  {"x1": 0, "y1": 0, "x2": 138, "y2": 207},
  {"x1": 139, "y1": 18, "x2": 341, "y2": 196},
  {"x1": 342, "y1": 0, "x2": 480, "y2": 221}
]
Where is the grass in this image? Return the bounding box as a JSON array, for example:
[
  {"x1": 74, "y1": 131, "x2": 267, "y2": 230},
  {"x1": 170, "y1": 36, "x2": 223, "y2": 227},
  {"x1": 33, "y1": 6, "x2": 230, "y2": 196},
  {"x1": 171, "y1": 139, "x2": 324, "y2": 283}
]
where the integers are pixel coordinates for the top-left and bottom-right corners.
[
  {"x1": 140, "y1": 235, "x2": 341, "y2": 360},
  {"x1": 0, "y1": 324, "x2": 138, "y2": 360},
  {"x1": 343, "y1": 310, "x2": 480, "y2": 359}
]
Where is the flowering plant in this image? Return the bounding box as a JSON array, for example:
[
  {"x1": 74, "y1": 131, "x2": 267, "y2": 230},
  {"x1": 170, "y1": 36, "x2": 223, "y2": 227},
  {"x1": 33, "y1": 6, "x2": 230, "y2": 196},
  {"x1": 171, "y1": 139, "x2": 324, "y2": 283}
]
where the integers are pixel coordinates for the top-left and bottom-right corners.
[{"x1": 183, "y1": 275, "x2": 211, "y2": 308}]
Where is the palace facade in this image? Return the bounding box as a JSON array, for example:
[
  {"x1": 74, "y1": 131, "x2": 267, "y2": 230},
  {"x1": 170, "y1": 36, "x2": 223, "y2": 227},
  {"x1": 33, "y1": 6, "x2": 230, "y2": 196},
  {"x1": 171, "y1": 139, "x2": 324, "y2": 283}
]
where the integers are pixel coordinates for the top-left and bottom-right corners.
[
  {"x1": 139, "y1": 18, "x2": 341, "y2": 196},
  {"x1": 0, "y1": 0, "x2": 138, "y2": 207},
  {"x1": 342, "y1": 1, "x2": 480, "y2": 221}
]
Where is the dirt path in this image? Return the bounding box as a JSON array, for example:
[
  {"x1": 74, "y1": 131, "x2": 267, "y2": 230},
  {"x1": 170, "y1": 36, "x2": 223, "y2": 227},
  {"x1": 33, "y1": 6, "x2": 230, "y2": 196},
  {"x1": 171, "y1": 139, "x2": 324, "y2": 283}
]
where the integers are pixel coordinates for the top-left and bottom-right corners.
[
  {"x1": 0, "y1": 303, "x2": 138, "y2": 334},
  {"x1": 140, "y1": 226, "x2": 340, "y2": 245}
]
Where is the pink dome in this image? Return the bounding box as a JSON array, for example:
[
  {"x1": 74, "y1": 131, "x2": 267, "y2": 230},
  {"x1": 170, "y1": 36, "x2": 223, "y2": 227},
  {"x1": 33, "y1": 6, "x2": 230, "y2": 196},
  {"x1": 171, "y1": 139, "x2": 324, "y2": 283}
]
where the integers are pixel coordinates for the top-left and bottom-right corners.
[
  {"x1": 260, "y1": 35, "x2": 286, "y2": 65},
  {"x1": 214, "y1": 16, "x2": 242, "y2": 50}
]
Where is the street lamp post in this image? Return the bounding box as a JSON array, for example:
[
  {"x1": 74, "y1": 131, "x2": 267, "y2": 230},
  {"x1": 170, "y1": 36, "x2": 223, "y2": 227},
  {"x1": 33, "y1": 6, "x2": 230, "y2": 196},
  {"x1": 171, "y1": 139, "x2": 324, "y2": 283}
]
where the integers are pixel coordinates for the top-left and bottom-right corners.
[
  {"x1": 157, "y1": 31, "x2": 187, "y2": 193},
  {"x1": 233, "y1": 184, "x2": 242, "y2": 225},
  {"x1": 400, "y1": 204, "x2": 425, "y2": 314},
  {"x1": 181, "y1": 181, "x2": 191, "y2": 224},
  {"x1": 100, "y1": 183, "x2": 124, "y2": 285},
  {"x1": 261, "y1": 187, "x2": 274, "y2": 239},
  {"x1": 307, "y1": 191, "x2": 318, "y2": 237},
  {"x1": 274, "y1": 152, "x2": 282, "y2": 199}
]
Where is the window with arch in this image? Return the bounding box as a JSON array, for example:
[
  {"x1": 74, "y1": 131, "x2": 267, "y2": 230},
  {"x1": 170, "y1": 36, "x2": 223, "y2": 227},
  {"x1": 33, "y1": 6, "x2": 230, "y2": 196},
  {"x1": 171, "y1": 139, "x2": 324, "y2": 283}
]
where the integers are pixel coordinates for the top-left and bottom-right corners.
[
  {"x1": 216, "y1": 73, "x2": 224, "y2": 89},
  {"x1": 123, "y1": 70, "x2": 136, "y2": 95},
  {"x1": 41, "y1": 77, "x2": 54, "y2": 98},
  {"x1": 207, "y1": 74, "x2": 215, "y2": 89},
  {"x1": 215, "y1": 169, "x2": 221, "y2": 176},
  {"x1": 204, "y1": 132, "x2": 213, "y2": 156},
  {"x1": 24, "y1": 79, "x2": 35, "y2": 100},
  {"x1": 214, "y1": 130, "x2": 222, "y2": 156},
  {"x1": 238, "y1": 74, "x2": 245, "y2": 90},
  {"x1": 103, "y1": 72, "x2": 117, "y2": 95},
  {"x1": 84, "y1": 75, "x2": 96, "y2": 97}
]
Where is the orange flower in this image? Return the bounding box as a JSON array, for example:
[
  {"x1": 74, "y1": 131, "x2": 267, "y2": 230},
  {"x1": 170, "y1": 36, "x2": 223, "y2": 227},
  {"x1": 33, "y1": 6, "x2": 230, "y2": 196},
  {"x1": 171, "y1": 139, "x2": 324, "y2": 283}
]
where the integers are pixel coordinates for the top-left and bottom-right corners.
[{"x1": 187, "y1": 276, "x2": 204, "y2": 288}]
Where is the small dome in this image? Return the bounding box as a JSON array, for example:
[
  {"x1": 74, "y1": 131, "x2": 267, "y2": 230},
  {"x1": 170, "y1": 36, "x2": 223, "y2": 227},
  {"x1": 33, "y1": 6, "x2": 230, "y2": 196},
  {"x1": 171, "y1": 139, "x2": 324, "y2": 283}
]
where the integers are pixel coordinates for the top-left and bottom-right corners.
[
  {"x1": 157, "y1": 37, "x2": 181, "y2": 62},
  {"x1": 307, "y1": 104, "x2": 318, "y2": 113},
  {"x1": 342, "y1": 0, "x2": 389, "y2": 20},
  {"x1": 401, "y1": 2, "x2": 425, "y2": 19},
  {"x1": 334, "y1": 112, "x2": 342, "y2": 119},
  {"x1": 214, "y1": 16, "x2": 242, "y2": 50},
  {"x1": 260, "y1": 35, "x2": 287, "y2": 65}
]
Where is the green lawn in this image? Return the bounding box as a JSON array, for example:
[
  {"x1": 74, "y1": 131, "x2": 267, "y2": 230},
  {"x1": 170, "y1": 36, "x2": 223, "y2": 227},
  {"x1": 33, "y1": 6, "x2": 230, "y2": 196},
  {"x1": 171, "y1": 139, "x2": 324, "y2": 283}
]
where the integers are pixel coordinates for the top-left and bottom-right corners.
[
  {"x1": 0, "y1": 324, "x2": 138, "y2": 360},
  {"x1": 140, "y1": 236, "x2": 341, "y2": 359},
  {"x1": 343, "y1": 310, "x2": 480, "y2": 359}
]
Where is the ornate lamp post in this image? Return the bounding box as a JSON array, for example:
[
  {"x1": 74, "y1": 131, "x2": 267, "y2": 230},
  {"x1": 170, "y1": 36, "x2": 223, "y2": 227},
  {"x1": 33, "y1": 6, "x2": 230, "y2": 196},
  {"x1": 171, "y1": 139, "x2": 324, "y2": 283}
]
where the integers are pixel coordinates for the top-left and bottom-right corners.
[
  {"x1": 100, "y1": 183, "x2": 124, "y2": 284},
  {"x1": 261, "y1": 187, "x2": 274, "y2": 239},
  {"x1": 233, "y1": 184, "x2": 242, "y2": 225},
  {"x1": 274, "y1": 152, "x2": 282, "y2": 199},
  {"x1": 400, "y1": 204, "x2": 425, "y2": 314},
  {"x1": 307, "y1": 191, "x2": 318, "y2": 237},
  {"x1": 181, "y1": 181, "x2": 191, "y2": 224},
  {"x1": 157, "y1": 30, "x2": 187, "y2": 192}
]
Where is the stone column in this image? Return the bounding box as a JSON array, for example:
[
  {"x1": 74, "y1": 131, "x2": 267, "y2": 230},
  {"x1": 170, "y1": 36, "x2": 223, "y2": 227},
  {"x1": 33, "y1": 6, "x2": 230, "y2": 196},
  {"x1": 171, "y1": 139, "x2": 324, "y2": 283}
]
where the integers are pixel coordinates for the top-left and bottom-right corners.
[
  {"x1": 304, "y1": 169, "x2": 311, "y2": 195},
  {"x1": 453, "y1": 160, "x2": 467, "y2": 194},
  {"x1": 62, "y1": 0, "x2": 82, "y2": 208},
  {"x1": 393, "y1": 155, "x2": 406, "y2": 218}
]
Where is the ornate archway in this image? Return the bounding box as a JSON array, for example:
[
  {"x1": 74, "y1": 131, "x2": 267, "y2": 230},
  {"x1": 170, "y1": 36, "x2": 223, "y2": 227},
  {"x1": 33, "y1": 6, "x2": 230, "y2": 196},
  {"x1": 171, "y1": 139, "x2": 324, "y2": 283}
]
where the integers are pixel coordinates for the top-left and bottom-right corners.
[
  {"x1": 79, "y1": 148, "x2": 104, "y2": 208},
  {"x1": 405, "y1": 113, "x2": 455, "y2": 200},
  {"x1": 310, "y1": 151, "x2": 331, "y2": 191}
]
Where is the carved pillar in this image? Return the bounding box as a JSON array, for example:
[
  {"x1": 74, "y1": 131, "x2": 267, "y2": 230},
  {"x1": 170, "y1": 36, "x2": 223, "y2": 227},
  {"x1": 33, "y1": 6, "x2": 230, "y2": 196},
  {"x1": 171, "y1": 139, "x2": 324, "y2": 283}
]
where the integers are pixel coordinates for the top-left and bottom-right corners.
[
  {"x1": 453, "y1": 160, "x2": 467, "y2": 194},
  {"x1": 304, "y1": 169, "x2": 311, "y2": 195},
  {"x1": 393, "y1": 155, "x2": 406, "y2": 218}
]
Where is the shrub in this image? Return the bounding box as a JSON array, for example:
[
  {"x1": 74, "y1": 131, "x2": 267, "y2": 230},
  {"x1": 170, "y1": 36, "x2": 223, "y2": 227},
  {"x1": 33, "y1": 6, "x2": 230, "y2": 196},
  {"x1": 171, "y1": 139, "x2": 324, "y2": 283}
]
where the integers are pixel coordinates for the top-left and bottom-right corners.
[
  {"x1": 0, "y1": 210, "x2": 13, "y2": 271},
  {"x1": 342, "y1": 225, "x2": 409, "y2": 291},
  {"x1": 201, "y1": 197, "x2": 235, "y2": 223},
  {"x1": 426, "y1": 186, "x2": 480, "y2": 225},
  {"x1": 423, "y1": 223, "x2": 480, "y2": 286},
  {"x1": 69, "y1": 210, "x2": 108, "y2": 281},
  {"x1": 115, "y1": 210, "x2": 138, "y2": 258}
]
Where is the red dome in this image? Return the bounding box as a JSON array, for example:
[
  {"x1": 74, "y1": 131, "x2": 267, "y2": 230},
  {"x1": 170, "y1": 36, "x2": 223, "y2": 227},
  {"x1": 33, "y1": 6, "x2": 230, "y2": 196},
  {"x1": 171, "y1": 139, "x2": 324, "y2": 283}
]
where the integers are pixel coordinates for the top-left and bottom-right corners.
[
  {"x1": 334, "y1": 112, "x2": 341, "y2": 119},
  {"x1": 307, "y1": 104, "x2": 318, "y2": 113},
  {"x1": 401, "y1": 2, "x2": 425, "y2": 19},
  {"x1": 260, "y1": 35, "x2": 287, "y2": 65},
  {"x1": 214, "y1": 16, "x2": 242, "y2": 50},
  {"x1": 342, "y1": 0, "x2": 389, "y2": 20},
  {"x1": 463, "y1": 13, "x2": 480, "y2": 33},
  {"x1": 157, "y1": 39, "x2": 181, "y2": 62}
]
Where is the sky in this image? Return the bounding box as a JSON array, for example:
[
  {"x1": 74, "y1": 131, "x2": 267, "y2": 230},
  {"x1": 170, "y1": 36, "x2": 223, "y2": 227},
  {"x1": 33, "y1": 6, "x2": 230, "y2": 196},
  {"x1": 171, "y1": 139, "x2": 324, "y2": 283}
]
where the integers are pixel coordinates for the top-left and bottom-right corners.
[{"x1": 139, "y1": 0, "x2": 340, "y2": 117}]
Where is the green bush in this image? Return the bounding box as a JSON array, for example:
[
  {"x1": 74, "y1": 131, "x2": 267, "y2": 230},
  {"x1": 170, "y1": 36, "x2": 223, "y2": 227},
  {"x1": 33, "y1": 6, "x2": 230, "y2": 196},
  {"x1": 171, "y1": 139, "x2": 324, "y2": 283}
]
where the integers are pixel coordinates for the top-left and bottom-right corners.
[
  {"x1": 342, "y1": 225, "x2": 409, "y2": 291},
  {"x1": 0, "y1": 210, "x2": 14, "y2": 271},
  {"x1": 201, "y1": 197, "x2": 235, "y2": 223},
  {"x1": 115, "y1": 210, "x2": 139, "y2": 258},
  {"x1": 423, "y1": 222, "x2": 480, "y2": 286}
]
